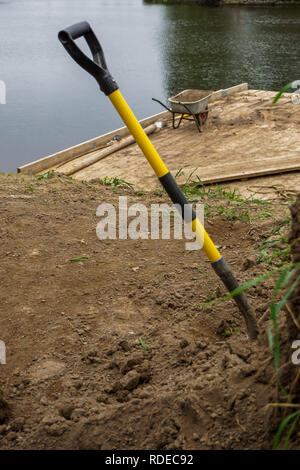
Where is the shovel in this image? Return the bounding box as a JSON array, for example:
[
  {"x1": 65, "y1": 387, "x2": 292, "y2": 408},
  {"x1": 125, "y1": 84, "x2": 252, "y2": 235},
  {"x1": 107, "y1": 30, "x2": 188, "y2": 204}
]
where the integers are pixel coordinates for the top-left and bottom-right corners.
[{"x1": 58, "y1": 21, "x2": 258, "y2": 340}]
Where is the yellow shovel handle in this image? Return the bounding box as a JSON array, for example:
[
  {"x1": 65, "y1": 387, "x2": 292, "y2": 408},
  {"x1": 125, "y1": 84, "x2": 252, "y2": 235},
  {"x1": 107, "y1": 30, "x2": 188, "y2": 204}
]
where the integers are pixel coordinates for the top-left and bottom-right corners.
[{"x1": 109, "y1": 89, "x2": 221, "y2": 263}]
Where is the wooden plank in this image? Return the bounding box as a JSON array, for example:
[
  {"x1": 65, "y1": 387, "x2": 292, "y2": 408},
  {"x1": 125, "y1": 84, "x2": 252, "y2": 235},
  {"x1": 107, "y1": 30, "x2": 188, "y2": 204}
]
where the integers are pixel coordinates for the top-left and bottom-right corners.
[
  {"x1": 17, "y1": 110, "x2": 169, "y2": 175},
  {"x1": 192, "y1": 157, "x2": 300, "y2": 184},
  {"x1": 65, "y1": 122, "x2": 164, "y2": 176},
  {"x1": 210, "y1": 83, "x2": 248, "y2": 102}
]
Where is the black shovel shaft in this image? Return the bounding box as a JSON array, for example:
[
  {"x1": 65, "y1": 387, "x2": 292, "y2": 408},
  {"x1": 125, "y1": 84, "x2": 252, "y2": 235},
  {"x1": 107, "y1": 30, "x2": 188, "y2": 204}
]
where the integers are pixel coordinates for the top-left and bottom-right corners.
[{"x1": 58, "y1": 21, "x2": 118, "y2": 95}]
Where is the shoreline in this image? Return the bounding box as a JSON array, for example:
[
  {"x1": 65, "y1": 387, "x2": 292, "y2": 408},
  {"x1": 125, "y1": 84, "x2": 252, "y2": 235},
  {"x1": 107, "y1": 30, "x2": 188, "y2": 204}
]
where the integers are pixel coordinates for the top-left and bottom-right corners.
[{"x1": 144, "y1": 0, "x2": 300, "y2": 6}]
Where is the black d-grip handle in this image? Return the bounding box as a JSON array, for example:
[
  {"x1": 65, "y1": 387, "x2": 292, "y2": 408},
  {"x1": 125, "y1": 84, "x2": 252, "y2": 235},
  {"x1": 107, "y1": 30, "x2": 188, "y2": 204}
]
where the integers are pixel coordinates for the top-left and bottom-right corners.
[{"x1": 58, "y1": 21, "x2": 118, "y2": 95}]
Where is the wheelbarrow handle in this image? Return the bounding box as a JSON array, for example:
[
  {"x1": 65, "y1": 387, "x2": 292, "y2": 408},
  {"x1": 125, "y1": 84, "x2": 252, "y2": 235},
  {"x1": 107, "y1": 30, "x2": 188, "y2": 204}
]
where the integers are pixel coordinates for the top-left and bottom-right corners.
[
  {"x1": 58, "y1": 21, "x2": 118, "y2": 95},
  {"x1": 152, "y1": 98, "x2": 172, "y2": 113}
]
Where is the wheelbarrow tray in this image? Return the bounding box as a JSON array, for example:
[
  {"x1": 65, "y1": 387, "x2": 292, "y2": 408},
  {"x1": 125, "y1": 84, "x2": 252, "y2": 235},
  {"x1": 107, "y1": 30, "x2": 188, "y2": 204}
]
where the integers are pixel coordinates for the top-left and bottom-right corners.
[{"x1": 168, "y1": 89, "x2": 214, "y2": 115}]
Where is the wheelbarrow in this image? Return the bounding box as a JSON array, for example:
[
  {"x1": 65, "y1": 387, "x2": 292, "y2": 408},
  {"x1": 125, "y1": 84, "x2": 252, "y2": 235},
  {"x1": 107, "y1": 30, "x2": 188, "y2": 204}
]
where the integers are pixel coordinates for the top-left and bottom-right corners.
[{"x1": 152, "y1": 89, "x2": 213, "y2": 133}]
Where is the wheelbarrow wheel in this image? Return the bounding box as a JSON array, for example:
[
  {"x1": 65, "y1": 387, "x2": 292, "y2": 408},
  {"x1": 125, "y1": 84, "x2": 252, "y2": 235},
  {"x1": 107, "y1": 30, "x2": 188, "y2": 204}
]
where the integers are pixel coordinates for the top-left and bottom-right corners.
[
  {"x1": 199, "y1": 111, "x2": 208, "y2": 125},
  {"x1": 194, "y1": 111, "x2": 208, "y2": 133}
]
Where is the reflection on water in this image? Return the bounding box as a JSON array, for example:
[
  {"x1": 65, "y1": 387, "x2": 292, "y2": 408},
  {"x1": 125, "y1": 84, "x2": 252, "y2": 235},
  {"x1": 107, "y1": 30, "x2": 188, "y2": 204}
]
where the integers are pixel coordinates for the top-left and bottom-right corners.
[
  {"x1": 159, "y1": 5, "x2": 300, "y2": 98},
  {"x1": 0, "y1": 1, "x2": 299, "y2": 172}
]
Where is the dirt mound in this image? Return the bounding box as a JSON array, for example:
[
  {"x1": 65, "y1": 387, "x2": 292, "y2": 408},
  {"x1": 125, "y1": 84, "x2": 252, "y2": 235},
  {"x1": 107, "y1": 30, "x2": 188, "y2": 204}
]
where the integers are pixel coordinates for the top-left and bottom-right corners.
[
  {"x1": 289, "y1": 194, "x2": 300, "y2": 313},
  {"x1": 284, "y1": 193, "x2": 300, "y2": 401},
  {"x1": 0, "y1": 173, "x2": 296, "y2": 449},
  {"x1": 0, "y1": 392, "x2": 10, "y2": 425}
]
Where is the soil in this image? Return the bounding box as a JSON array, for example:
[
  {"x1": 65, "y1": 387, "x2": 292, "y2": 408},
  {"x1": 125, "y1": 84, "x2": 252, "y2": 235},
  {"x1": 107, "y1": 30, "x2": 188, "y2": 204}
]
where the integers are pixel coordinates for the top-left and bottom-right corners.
[
  {"x1": 281, "y1": 194, "x2": 300, "y2": 402},
  {"x1": 288, "y1": 194, "x2": 300, "y2": 402},
  {"x1": 0, "y1": 173, "x2": 298, "y2": 450},
  {"x1": 289, "y1": 194, "x2": 300, "y2": 307}
]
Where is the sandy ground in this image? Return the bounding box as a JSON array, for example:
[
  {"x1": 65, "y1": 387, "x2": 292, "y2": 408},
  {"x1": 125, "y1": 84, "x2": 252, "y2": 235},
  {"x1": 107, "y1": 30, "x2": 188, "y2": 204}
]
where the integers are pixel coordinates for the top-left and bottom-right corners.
[
  {"x1": 0, "y1": 173, "x2": 298, "y2": 449},
  {"x1": 48, "y1": 89, "x2": 300, "y2": 201}
]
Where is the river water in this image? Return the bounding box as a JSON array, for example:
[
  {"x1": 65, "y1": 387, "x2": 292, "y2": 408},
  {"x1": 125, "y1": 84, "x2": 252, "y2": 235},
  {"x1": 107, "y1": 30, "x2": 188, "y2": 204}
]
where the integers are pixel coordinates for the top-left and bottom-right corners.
[{"x1": 0, "y1": 0, "x2": 300, "y2": 172}]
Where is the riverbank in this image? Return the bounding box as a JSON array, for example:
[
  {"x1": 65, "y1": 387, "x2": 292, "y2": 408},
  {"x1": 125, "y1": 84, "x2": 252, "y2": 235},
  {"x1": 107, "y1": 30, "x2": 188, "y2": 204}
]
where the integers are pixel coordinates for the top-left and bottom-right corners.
[{"x1": 144, "y1": 0, "x2": 300, "y2": 6}]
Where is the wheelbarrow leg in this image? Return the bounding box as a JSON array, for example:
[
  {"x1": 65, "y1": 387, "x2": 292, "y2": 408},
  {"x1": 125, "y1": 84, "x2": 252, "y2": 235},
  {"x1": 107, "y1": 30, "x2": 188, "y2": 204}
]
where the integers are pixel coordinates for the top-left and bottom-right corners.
[
  {"x1": 173, "y1": 113, "x2": 184, "y2": 129},
  {"x1": 194, "y1": 114, "x2": 203, "y2": 133},
  {"x1": 182, "y1": 104, "x2": 202, "y2": 133}
]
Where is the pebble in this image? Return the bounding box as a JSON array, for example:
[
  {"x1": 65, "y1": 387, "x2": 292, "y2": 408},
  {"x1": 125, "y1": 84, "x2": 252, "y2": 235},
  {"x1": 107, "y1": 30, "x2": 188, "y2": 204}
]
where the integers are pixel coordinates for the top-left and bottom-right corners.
[
  {"x1": 120, "y1": 370, "x2": 141, "y2": 391},
  {"x1": 6, "y1": 432, "x2": 17, "y2": 441}
]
